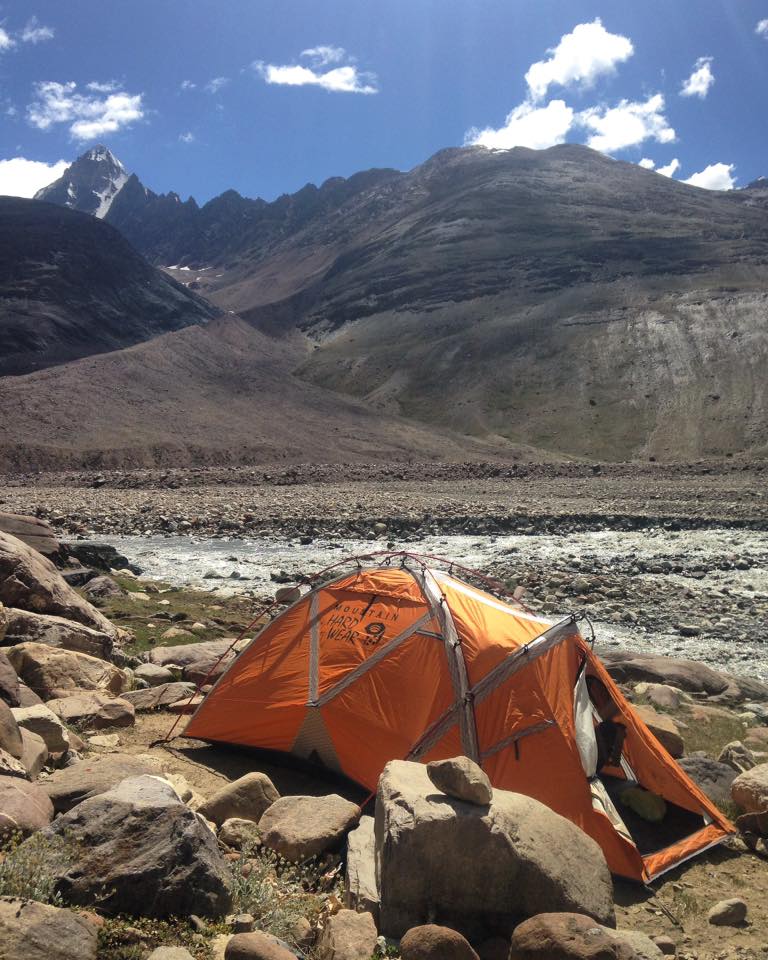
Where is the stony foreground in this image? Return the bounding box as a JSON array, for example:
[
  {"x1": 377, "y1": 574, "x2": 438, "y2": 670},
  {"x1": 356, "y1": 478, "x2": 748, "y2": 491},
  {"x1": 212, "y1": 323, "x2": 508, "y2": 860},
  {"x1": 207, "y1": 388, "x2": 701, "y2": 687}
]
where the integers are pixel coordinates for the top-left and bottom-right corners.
[{"x1": 0, "y1": 508, "x2": 767, "y2": 959}]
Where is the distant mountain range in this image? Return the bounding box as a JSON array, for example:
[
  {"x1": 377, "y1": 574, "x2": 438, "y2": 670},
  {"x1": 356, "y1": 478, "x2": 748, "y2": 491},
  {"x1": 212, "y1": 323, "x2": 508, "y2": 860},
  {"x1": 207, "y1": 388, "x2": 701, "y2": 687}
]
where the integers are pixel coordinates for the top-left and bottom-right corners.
[{"x1": 11, "y1": 143, "x2": 768, "y2": 465}]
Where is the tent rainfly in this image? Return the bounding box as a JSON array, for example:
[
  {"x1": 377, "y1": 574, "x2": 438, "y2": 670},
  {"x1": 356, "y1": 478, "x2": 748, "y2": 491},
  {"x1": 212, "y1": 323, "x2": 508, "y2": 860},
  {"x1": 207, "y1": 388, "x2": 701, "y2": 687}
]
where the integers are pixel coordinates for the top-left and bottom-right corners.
[{"x1": 184, "y1": 555, "x2": 733, "y2": 881}]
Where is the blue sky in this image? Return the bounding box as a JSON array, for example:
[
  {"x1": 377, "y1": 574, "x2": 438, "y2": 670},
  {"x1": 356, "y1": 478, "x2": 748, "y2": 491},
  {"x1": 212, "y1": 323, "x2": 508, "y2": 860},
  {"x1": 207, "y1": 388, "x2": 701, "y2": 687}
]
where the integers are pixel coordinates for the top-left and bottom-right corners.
[{"x1": 1, "y1": 0, "x2": 767, "y2": 202}]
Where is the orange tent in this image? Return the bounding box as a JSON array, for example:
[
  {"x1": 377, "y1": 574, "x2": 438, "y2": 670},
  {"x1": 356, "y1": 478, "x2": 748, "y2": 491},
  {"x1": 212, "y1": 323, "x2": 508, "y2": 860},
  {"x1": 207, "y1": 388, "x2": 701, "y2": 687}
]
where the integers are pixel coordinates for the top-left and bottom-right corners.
[{"x1": 185, "y1": 555, "x2": 733, "y2": 881}]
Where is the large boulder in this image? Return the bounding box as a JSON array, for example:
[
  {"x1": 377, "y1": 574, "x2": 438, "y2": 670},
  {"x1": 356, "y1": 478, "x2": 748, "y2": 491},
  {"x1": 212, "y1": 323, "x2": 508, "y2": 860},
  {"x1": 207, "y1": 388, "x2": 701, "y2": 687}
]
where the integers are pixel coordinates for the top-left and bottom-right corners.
[
  {"x1": 0, "y1": 512, "x2": 60, "y2": 558},
  {"x1": 316, "y1": 909, "x2": 378, "y2": 960},
  {"x1": 509, "y1": 914, "x2": 653, "y2": 960},
  {"x1": 42, "y1": 752, "x2": 161, "y2": 812},
  {"x1": 134, "y1": 662, "x2": 175, "y2": 686},
  {"x1": 147, "y1": 638, "x2": 242, "y2": 668},
  {"x1": 400, "y1": 924, "x2": 480, "y2": 960},
  {"x1": 427, "y1": 756, "x2": 493, "y2": 805},
  {"x1": 66, "y1": 541, "x2": 140, "y2": 575},
  {"x1": 0, "y1": 647, "x2": 20, "y2": 706},
  {"x1": 43, "y1": 775, "x2": 233, "y2": 917},
  {"x1": 0, "y1": 775, "x2": 54, "y2": 837},
  {"x1": 198, "y1": 772, "x2": 279, "y2": 826},
  {"x1": 0, "y1": 531, "x2": 118, "y2": 636},
  {"x1": 2, "y1": 609, "x2": 115, "y2": 660},
  {"x1": 260, "y1": 794, "x2": 361, "y2": 862},
  {"x1": 0, "y1": 897, "x2": 99, "y2": 960},
  {"x1": 345, "y1": 815, "x2": 379, "y2": 921},
  {"x1": 731, "y1": 763, "x2": 768, "y2": 815},
  {"x1": 677, "y1": 757, "x2": 736, "y2": 808},
  {"x1": 718, "y1": 741, "x2": 756, "y2": 774},
  {"x1": 6, "y1": 642, "x2": 128, "y2": 700},
  {"x1": 598, "y1": 650, "x2": 729, "y2": 697},
  {"x1": 11, "y1": 703, "x2": 70, "y2": 753},
  {"x1": 375, "y1": 760, "x2": 614, "y2": 940},
  {"x1": 225, "y1": 931, "x2": 297, "y2": 960},
  {"x1": 122, "y1": 681, "x2": 197, "y2": 711},
  {"x1": 47, "y1": 692, "x2": 135, "y2": 730},
  {"x1": 20, "y1": 727, "x2": 48, "y2": 779},
  {"x1": 183, "y1": 653, "x2": 237, "y2": 686},
  {"x1": 0, "y1": 698, "x2": 23, "y2": 758},
  {"x1": 632, "y1": 705, "x2": 684, "y2": 758}
]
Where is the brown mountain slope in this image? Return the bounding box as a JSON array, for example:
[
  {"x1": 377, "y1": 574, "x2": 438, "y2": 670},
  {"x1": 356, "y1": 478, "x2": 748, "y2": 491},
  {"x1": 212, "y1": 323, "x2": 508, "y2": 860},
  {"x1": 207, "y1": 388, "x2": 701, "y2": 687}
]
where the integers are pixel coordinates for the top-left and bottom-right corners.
[
  {"x1": 192, "y1": 145, "x2": 768, "y2": 462},
  {"x1": 0, "y1": 316, "x2": 526, "y2": 472},
  {"x1": 0, "y1": 197, "x2": 217, "y2": 377}
]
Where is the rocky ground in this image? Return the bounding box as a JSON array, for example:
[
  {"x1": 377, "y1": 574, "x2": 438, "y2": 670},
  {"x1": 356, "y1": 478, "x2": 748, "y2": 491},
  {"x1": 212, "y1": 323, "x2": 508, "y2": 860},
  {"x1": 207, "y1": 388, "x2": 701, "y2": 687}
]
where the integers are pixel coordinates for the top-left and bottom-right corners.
[{"x1": 1, "y1": 472, "x2": 767, "y2": 960}]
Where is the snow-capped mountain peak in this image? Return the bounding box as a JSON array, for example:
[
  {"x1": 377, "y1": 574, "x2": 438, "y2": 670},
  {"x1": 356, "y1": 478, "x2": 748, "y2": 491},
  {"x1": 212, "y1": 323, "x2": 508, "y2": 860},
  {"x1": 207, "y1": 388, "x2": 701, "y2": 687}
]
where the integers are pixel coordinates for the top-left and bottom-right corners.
[{"x1": 34, "y1": 144, "x2": 130, "y2": 219}]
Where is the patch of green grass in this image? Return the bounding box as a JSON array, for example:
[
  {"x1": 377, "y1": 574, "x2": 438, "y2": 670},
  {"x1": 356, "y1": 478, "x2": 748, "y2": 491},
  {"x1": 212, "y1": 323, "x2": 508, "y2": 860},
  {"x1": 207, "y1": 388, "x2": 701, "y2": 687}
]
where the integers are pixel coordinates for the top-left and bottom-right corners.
[
  {"x1": 82, "y1": 576, "x2": 265, "y2": 656},
  {"x1": 679, "y1": 710, "x2": 746, "y2": 758}
]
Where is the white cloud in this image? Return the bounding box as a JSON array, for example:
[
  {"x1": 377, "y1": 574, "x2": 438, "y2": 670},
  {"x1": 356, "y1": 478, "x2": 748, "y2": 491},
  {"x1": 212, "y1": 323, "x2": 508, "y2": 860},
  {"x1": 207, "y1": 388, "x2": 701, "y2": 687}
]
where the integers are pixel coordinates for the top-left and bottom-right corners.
[
  {"x1": 638, "y1": 157, "x2": 655, "y2": 169},
  {"x1": 180, "y1": 80, "x2": 196, "y2": 91},
  {"x1": 86, "y1": 80, "x2": 120, "y2": 94},
  {"x1": 179, "y1": 131, "x2": 195, "y2": 143},
  {"x1": 680, "y1": 57, "x2": 714, "y2": 98},
  {"x1": 467, "y1": 99, "x2": 574, "y2": 150},
  {"x1": 578, "y1": 93, "x2": 675, "y2": 152},
  {"x1": 27, "y1": 81, "x2": 144, "y2": 141},
  {"x1": 21, "y1": 16, "x2": 54, "y2": 44},
  {"x1": 205, "y1": 76, "x2": 229, "y2": 94},
  {"x1": 0, "y1": 156, "x2": 69, "y2": 197},
  {"x1": 255, "y1": 46, "x2": 378, "y2": 94},
  {"x1": 756, "y1": 19, "x2": 768, "y2": 37},
  {"x1": 0, "y1": 27, "x2": 14, "y2": 51},
  {"x1": 657, "y1": 158, "x2": 680, "y2": 177},
  {"x1": 525, "y1": 19, "x2": 633, "y2": 101},
  {"x1": 300, "y1": 45, "x2": 346, "y2": 66},
  {"x1": 684, "y1": 162, "x2": 736, "y2": 190}
]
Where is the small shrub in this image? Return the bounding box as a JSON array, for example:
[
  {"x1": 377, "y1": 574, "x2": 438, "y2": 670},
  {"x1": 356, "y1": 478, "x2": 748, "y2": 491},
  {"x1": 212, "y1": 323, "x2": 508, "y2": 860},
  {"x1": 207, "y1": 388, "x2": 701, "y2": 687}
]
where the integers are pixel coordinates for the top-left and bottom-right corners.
[
  {"x1": 230, "y1": 843, "x2": 337, "y2": 946},
  {"x1": 97, "y1": 916, "x2": 213, "y2": 960},
  {"x1": 0, "y1": 831, "x2": 74, "y2": 904}
]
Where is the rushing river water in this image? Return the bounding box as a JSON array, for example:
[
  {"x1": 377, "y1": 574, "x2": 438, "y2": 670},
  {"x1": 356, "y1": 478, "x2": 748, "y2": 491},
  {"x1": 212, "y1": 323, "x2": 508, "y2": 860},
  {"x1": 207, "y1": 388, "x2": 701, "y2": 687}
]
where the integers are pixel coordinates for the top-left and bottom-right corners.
[{"x1": 98, "y1": 529, "x2": 768, "y2": 683}]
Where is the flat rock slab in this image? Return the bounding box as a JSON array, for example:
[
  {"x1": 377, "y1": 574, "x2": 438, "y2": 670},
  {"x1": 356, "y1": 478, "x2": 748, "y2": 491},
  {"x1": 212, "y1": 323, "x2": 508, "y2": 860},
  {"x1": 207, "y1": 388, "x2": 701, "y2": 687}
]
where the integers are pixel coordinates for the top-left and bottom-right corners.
[
  {"x1": 7, "y1": 642, "x2": 128, "y2": 700},
  {"x1": 148, "y1": 639, "x2": 242, "y2": 669},
  {"x1": 47, "y1": 692, "x2": 135, "y2": 729},
  {"x1": 2, "y1": 608, "x2": 115, "y2": 660},
  {"x1": 0, "y1": 512, "x2": 60, "y2": 558},
  {"x1": 42, "y1": 752, "x2": 161, "y2": 812},
  {"x1": 678, "y1": 756, "x2": 736, "y2": 807},
  {"x1": 260, "y1": 793, "x2": 361, "y2": 861},
  {"x1": 122, "y1": 681, "x2": 197, "y2": 711},
  {"x1": 44, "y1": 775, "x2": 233, "y2": 918},
  {"x1": 0, "y1": 896, "x2": 98, "y2": 960}
]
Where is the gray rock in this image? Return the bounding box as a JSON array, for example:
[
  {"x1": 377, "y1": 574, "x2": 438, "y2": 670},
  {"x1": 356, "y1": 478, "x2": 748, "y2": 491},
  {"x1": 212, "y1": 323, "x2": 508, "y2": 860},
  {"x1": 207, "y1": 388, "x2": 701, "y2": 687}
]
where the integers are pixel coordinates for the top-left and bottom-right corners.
[
  {"x1": 345, "y1": 815, "x2": 379, "y2": 923},
  {"x1": 509, "y1": 914, "x2": 640, "y2": 960},
  {"x1": 2, "y1": 609, "x2": 115, "y2": 660},
  {"x1": 83, "y1": 575, "x2": 126, "y2": 602},
  {"x1": 317, "y1": 909, "x2": 377, "y2": 960},
  {"x1": 633, "y1": 705, "x2": 684, "y2": 758},
  {"x1": 147, "y1": 949, "x2": 196, "y2": 960},
  {"x1": 20, "y1": 727, "x2": 48, "y2": 778},
  {"x1": 260, "y1": 794, "x2": 361, "y2": 862},
  {"x1": 0, "y1": 775, "x2": 54, "y2": 837},
  {"x1": 11, "y1": 704, "x2": 70, "y2": 753},
  {"x1": 0, "y1": 698, "x2": 23, "y2": 758},
  {"x1": 147, "y1": 638, "x2": 241, "y2": 668},
  {"x1": 427, "y1": 756, "x2": 493, "y2": 805},
  {"x1": 42, "y1": 752, "x2": 161, "y2": 812},
  {"x1": 400, "y1": 925, "x2": 479, "y2": 960},
  {"x1": 0, "y1": 896, "x2": 99, "y2": 960},
  {"x1": 707, "y1": 898, "x2": 747, "y2": 926},
  {"x1": 232, "y1": 914, "x2": 255, "y2": 933},
  {"x1": 718, "y1": 740, "x2": 756, "y2": 774},
  {"x1": 678, "y1": 756, "x2": 737, "y2": 807},
  {"x1": 375, "y1": 760, "x2": 614, "y2": 940},
  {"x1": 122, "y1": 681, "x2": 196, "y2": 711},
  {"x1": 43, "y1": 774, "x2": 233, "y2": 918},
  {"x1": 134, "y1": 662, "x2": 175, "y2": 686},
  {"x1": 198, "y1": 772, "x2": 279, "y2": 826},
  {"x1": 47, "y1": 692, "x2": 135, "y2": 730}
]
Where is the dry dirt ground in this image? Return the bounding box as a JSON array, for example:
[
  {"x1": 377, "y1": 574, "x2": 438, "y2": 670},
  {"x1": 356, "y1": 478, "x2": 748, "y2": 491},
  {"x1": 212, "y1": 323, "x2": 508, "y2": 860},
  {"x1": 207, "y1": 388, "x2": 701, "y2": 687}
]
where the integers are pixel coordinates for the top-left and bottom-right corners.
[{"x1": 107, "y1": 712, "x2": 768, "y2": 960}]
